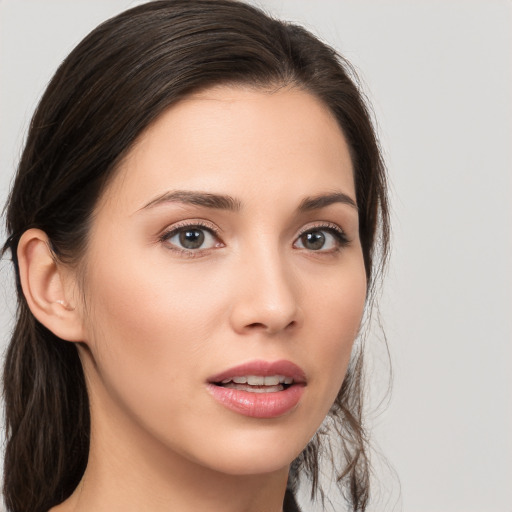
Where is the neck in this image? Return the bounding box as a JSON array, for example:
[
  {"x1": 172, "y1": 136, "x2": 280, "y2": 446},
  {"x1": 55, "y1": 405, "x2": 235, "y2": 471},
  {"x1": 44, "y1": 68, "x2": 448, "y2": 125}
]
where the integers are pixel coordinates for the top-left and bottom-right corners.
[{"x1": 69, "y1": 449, "x2": 289, "y2": 512}]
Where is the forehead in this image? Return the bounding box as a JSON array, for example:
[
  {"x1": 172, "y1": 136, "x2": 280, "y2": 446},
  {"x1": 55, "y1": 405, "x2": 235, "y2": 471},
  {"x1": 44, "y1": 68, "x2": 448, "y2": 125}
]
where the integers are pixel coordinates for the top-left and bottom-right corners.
[{"x1": 96, "y1": 85, "x2": 355, "y2": 215}]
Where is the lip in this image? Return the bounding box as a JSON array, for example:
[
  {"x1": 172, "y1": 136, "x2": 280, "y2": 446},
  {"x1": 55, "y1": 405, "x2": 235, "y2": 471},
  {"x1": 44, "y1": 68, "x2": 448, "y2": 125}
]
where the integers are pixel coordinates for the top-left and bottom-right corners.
[{"x1": 206, "y1": 359, "x2": 306, "y2": 419}]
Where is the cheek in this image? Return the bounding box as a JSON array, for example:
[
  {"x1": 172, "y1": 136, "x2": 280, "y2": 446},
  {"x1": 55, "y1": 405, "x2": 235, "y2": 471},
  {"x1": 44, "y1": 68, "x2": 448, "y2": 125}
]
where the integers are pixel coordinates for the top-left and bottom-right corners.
[
  {"x1": 304, "y1": 258, "x2": 367, "y2": 408},
  {"x1": 82, "y1": 252, "x2": 223, "y2": 404}
]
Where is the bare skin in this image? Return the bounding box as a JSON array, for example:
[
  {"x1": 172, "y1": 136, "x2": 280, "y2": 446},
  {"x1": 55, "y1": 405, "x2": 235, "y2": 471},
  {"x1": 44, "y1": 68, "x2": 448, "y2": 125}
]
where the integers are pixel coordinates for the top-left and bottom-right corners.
[{"x1": 20, "y1": 86, "x2": 366, "y2": 512}]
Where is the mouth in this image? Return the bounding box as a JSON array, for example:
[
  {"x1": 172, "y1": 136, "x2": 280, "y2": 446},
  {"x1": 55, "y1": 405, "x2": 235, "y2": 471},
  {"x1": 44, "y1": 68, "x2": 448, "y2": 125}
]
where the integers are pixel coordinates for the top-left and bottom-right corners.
[
  {"x1": 206, "y1": 360, "x2": 306, "y2": 418},
  {"x1": 214, "y1": 374, "x2": 295, "y2": 393}
]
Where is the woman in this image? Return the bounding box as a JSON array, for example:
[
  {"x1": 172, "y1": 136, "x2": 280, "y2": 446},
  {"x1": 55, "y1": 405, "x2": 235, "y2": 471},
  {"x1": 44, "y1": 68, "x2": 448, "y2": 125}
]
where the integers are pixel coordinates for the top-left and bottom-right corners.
[{"x1": 2, "y1": 1, "x2": 389, "y2": 511}]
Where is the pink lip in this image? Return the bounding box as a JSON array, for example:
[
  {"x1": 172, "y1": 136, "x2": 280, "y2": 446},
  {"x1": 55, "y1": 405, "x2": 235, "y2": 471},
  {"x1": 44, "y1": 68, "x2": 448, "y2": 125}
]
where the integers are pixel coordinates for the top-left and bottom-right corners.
[{"x1": 207, "y1": 359, "x2": 306, "y2": 419}]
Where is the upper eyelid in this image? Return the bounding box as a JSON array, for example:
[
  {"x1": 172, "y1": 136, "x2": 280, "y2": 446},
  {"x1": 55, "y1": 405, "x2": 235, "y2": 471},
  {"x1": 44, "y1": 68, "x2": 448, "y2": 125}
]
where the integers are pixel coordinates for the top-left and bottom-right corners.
[
  {"x1": 296, "y1": 221, "x2": 347, "y2": 236},
  {"x1": 159, "y1": 219, "x2": 221, "y2": 237}
]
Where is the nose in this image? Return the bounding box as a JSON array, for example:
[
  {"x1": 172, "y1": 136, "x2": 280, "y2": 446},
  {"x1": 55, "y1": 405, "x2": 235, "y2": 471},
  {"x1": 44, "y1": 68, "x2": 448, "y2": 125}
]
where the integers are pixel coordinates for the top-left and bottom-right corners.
[{"x1": 229, "y1": 247, "x2": 303, "y2": 336}]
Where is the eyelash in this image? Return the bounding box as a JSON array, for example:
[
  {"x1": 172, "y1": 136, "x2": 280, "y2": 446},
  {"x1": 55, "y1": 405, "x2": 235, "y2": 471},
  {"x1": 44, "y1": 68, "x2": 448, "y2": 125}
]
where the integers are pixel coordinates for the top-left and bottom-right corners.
[
  {"x1": 158, "y1": 220, "x2": 223, "y2": 258},
  {"x1": 294, "y1": 222, "x2": 350, "y2": 253},
  {"x1": 158, "y1": 220, "x2": 350, "y2": 257}
]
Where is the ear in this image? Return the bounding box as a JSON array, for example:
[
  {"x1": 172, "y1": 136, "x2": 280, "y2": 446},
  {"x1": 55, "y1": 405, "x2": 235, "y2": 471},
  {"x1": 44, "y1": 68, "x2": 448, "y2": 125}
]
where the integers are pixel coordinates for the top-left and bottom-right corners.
[{"x1": 17, "y1": 228, "x2": 85, "y2": 342}]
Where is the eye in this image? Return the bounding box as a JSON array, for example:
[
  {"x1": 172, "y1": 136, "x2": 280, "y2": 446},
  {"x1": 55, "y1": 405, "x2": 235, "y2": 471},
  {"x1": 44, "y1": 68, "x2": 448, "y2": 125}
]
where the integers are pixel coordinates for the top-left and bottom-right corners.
[
  {"x1": 294, "y1": 225, "x2": 349, "y2": 252},
  {"x1": 161, "y1": 223, "x2": 222, "y2": 252}
]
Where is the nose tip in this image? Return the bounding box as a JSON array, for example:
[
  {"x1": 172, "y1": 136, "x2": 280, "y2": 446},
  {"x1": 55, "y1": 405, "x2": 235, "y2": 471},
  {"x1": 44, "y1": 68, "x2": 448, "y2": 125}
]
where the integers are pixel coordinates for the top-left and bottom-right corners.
[
  {"x1": 232, "y1": 300, "x2": 302, "y2": 336},
  {"x1": 229, "y1": 261, "x2": 303, "y2": 336},
  {"x1": 243, "y1": 310, "x2": 299, "y2": 335}
]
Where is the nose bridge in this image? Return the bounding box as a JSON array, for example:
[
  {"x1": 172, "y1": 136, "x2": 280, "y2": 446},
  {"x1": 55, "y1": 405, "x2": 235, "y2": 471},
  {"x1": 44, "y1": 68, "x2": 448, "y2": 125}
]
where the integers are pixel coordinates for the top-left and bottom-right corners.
[{"x1": 230, "y1": 237, "x2": 301, "y2": 334}]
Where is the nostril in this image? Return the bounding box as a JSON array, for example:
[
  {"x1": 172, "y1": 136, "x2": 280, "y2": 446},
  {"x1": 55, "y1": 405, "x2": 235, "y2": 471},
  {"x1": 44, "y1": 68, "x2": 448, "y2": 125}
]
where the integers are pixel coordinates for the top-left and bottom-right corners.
[
  {"x1": 246, "y1": 320, "x2": 296, "y2": 332},
  {"x1": 285, "y1": 320, "x2": 296, "y2": 330},
  {"x1": 247, "y1": 322, "x2": 266, "y2": 329}
]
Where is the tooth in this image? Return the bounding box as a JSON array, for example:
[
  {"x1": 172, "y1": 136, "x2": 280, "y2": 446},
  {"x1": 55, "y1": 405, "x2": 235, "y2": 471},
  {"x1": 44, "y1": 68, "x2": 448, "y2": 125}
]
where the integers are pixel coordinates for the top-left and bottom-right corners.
[
  {"x1": 223, "y1": 383, "x2": 284, "y2": 393},
  {"x1": 263, "y1": 376, "x2": 280, "y2": 386},
  {"x1": 221, "y1": 378, "x2": 231, "y2": 384},
  {"x1": 251, "y1": 386, "x2": 271, "y2": 393},
  {"x1": 233, "y1": 376, "x2": 247, "y2": 384},
  {"x1": 247, "y1": 375, "x2": 264, "y2": 385},
  {"x1": 251, "y1": 385, "x2": 283, "y2": 393},
  {"x1": 283, "y1": 377, "x2": 293, "y2": 385}
]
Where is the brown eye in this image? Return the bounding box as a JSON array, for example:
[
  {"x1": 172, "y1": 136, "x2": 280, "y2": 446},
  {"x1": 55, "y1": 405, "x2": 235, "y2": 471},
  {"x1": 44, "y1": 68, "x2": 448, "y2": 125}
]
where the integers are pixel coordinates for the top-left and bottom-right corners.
[
  {"x1": 179, "y1": 229, "x2": 205, "y2": 249},
  {"x1": 300, "y1": 231, "x2": 326, "y2": 250},
  {"x1": 163, "y1": 225, "x2": 219, "y2": 251},
  {"x1": 294, "y1": 226, "x2": 349, "y2": 252}
]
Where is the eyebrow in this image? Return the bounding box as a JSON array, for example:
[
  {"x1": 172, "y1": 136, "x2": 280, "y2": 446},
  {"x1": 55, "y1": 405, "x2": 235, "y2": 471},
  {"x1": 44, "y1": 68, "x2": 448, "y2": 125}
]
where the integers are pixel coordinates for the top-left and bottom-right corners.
[
  {"x1": 140, "y1": 189, "x2": 357, "y2": 213},
  {"x1": 298, "y1": 192, "x2": 358, "y2": 212},
  {"x1": 140, "y1": 190, "x2": 242, "y2": 211}
]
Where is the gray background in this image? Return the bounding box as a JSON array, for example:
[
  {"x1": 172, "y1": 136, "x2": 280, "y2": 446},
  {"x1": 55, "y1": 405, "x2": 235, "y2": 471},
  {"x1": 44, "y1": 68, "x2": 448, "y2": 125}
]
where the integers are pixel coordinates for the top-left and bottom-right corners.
[{"x1": 1, "y1": 1, "x2": 511, "y2": 511}]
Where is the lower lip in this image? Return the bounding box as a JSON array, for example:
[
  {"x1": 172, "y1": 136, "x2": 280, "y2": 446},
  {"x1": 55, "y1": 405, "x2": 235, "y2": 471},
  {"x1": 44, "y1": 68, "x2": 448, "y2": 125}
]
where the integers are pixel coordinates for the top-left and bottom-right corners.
[{"x1": 206, "y1": 383, "x2": 305, "y2": 418}]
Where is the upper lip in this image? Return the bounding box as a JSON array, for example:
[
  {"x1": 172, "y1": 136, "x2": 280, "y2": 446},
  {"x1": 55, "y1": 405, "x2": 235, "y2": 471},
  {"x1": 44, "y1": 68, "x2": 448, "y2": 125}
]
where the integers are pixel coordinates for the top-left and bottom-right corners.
[{"x1": 207, "y1": 359, "x2": 306, "y2": 384}]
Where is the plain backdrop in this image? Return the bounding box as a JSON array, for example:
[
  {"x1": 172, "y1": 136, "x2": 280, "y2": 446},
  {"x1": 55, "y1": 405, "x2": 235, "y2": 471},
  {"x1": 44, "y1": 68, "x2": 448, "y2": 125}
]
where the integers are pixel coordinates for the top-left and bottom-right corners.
[{"x1": 1, "y1": 1, "x2": 511, "y2": 511}]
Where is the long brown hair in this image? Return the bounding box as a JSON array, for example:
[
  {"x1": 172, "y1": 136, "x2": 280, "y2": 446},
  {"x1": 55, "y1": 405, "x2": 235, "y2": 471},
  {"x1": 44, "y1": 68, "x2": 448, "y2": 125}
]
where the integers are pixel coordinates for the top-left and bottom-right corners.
[{"x1": 2, "y1": 1, "x2": 389, "y2": 511}]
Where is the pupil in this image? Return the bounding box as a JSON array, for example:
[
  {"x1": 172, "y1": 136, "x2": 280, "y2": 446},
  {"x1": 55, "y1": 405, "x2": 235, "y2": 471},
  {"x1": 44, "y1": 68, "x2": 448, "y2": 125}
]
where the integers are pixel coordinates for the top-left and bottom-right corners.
[
  {"x1": 179, "y1": 229, "x2": 204, "y2": 249},
  {"x1": 303, "y1": 231, "x2": 325, "y2": 250}
]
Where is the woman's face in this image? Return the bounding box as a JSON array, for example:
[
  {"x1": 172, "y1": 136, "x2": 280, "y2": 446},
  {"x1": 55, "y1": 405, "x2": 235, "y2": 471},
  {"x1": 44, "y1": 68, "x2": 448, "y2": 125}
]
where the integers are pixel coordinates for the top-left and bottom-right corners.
[{"x1": 77, "y1": 86, "x2": 367, "y2": 476}]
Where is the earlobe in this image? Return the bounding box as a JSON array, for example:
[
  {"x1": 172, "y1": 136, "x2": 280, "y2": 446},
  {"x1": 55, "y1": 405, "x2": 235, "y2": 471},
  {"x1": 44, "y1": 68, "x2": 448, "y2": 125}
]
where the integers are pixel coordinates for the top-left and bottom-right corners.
[{"x1": 17, "y1": 228, "x2": 85, "y2": 342}]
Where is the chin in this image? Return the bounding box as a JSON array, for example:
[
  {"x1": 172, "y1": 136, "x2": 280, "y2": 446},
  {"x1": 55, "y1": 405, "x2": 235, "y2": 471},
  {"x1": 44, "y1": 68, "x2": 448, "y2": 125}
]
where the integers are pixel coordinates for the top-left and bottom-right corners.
[
  {"x1": 201, "y1": 450, "x2": 296, "y2": 477},
  {"x1": 181, "y1": 423, "x2": 312, "y2": 477}
]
